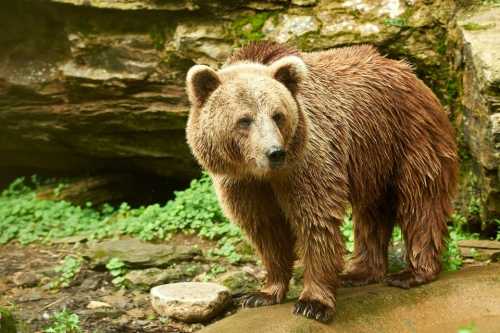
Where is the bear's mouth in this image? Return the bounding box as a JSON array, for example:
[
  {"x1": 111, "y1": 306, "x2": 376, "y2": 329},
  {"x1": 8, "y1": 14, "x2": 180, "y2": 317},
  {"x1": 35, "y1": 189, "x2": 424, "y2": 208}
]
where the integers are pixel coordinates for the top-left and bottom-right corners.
[{"x1": 269, "y1": 159, "x2": 285, "y2": 169}]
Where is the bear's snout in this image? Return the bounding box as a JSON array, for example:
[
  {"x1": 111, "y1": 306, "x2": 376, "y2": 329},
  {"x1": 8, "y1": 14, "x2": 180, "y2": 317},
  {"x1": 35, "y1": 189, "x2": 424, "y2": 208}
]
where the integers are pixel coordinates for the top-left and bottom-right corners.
[{"x1": 266, "y1": 146, "x2": 286, "y2": 168}]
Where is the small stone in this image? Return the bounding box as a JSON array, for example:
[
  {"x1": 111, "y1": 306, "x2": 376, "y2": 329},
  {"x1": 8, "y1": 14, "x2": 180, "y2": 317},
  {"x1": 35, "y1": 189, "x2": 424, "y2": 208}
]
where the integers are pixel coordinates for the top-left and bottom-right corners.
[
  {"x1": 16, "y1": 289, "x2": 42, "y2": 303},
  {"x1": 101, "y1": 293, "x2": 132, "y2": 310},
  {"x1": 126, "y1": 308, "x2": 146, "y2": 319},
  {"x1": 80, "y1": 276, "x2": 101, "y2": 290},
  {"x1": 87, "y1": 301, "x2": 112, "y2": 309},
  {"x1": 151, "y1": 282, "x2": 231, "y2": 323},
  {"x1": 11, "y1": 271, "x2": 40, "y2": 288},
  {"x1": 291, "y1": 0, "x2": 316, "y2": 5}
]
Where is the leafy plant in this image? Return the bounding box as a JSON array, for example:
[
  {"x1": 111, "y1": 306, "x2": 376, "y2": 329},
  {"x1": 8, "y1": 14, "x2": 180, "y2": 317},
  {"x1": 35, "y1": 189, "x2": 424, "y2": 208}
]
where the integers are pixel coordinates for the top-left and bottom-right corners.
[
  {"x1": 44, "y1": 309, "x2": 82, "y2": 333},
  {"x1": 50, "y1": 256, "x2": 82, "y2": 289},
  {"x1": 203, "y1": 264, "x2": 227, "y2": 281},
  {"x1": 0, "y1": 174, "x2": 244, "y2": 262},
  {"x1": 105, "y1": 258, "x2": 128, "y2": 288}
]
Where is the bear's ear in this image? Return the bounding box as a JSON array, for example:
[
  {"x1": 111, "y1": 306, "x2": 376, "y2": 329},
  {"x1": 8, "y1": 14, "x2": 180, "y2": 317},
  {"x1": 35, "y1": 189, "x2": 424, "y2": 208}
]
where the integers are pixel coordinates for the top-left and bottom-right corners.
[
  {"x1": 186, "y1": 65, "x2": 221, "y2": 108},
  {"x1": 269, "y1": 56, "x2": 307, "y2": 96}
]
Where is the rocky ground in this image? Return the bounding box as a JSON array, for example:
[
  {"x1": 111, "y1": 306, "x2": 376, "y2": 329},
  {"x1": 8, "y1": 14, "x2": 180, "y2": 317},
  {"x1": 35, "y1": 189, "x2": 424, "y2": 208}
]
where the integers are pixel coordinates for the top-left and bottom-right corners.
[
  {"x1": 0, "y1": 237, "x2": 498, "y2": 333},
  {"x1": 0, "y1": 237, "x2": 265, "y2": 333}
]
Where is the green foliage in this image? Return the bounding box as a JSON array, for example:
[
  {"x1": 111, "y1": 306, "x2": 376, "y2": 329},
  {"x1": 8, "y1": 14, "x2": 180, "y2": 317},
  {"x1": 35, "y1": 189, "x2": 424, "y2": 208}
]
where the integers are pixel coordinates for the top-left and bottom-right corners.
[
  {"x1": 468, "y1": 196, "x2": 481, "y2": 217},
  {"x1": 50, "y1": 256, "x2": 82, "y2": 289},
  {"x1": 0, "y1": 177, "x2": 113, "y2": 245},
  {"x1": 203, "y1": 264, "x2": 227, "y2": 281},
  {"x1": 44, "y1": 310, "x2": 82, "y2": 333},
  {"x1": 457, "y1": 322, "x2": 477, "y2": 333},
  {"x1": 0, "y1": 174, "x2": 244, "y2": 262},
  {"x1": 105, "y1": 258, "x2": 128, "y2": 288},
  {"x1": 341, "y1": 213, "x2": 355, "y2": 252}
]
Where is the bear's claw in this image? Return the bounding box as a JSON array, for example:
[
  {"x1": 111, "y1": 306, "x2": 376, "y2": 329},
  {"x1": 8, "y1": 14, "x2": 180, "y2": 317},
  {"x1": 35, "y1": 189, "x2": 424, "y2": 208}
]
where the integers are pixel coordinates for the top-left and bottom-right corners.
[
  {"x1": 293, "y1": 299, "x2": 333, "y2": 323},
  {"x1": 237, "y1": 292, "x2": 277, "y2": 308}
]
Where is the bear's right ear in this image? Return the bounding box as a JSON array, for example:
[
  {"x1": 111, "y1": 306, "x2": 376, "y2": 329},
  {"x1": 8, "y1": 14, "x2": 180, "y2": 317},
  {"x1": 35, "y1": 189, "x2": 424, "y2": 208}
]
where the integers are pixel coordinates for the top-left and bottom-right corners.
[{"x1": 186, "y1": 65, "x2": 221, "y2": 108}]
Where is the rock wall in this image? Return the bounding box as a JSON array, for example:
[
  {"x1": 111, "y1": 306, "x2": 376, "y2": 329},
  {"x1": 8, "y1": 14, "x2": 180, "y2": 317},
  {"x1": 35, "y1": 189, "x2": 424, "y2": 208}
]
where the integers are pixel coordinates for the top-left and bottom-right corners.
[
  {"x1": 454, "y1": 4, "x2": 499, "y2": 232},
  {"x1": 0, "y1": 0, "x2": 497, "y2": 226}
]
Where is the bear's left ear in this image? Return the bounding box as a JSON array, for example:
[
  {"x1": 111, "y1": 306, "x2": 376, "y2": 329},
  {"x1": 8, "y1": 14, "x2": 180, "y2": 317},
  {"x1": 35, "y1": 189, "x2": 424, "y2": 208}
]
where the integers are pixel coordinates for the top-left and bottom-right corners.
[
  {"x1": 186, "y1": 65, "x2": 221, "y2": 108},
  {"x1": 269, "y1": 56, "x2": 308, "y2": 96}
]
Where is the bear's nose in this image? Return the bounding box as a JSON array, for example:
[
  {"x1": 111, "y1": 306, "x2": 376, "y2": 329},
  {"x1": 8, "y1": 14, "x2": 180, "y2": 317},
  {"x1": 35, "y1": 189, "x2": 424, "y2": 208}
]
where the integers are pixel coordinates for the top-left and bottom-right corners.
[{"x1": 267, "y1": 147, "x2": 286, "y2": 166}]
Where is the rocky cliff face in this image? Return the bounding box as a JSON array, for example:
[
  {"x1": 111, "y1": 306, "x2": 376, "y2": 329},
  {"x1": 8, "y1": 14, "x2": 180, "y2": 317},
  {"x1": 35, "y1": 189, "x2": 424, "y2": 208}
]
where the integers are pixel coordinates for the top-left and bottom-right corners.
[
  {"x1": 0, "y1": 1, "x2": 497, "y2": 226},
  {"x1": 454, "y1": 5, "x2": 499, "y2": 231}
]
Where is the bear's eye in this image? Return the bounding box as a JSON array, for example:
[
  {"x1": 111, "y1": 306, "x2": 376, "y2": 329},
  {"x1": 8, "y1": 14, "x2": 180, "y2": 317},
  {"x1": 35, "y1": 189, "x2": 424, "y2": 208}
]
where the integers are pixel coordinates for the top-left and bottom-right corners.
[
  {"x1": 272, "y1": 112, "x2": 285, "y2": 126},
  {"x1": 237, "y1": 117, "x2": 253, "y2": 129}
]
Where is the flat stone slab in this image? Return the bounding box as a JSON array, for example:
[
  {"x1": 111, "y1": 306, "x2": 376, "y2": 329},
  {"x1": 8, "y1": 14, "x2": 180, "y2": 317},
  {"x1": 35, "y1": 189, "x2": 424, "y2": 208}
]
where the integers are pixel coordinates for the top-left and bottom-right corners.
[
  {"x1": 85, "y1": 239, "x2": 202, "y2": 268},
  {"x1": 458, "y1": 240, "x2": 500, "y2": 250},
  {"x1": 151, "y1": 282, "x2": 231, "y2": 323},
  {"x1": 200, "y1": 264, "x2": 500, "y2": 333}
]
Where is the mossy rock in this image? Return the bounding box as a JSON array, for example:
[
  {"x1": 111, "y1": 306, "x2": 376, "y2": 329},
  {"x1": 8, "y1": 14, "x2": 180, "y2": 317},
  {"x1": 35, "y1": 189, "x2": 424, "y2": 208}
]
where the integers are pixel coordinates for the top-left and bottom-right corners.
[{"x1": 216, "y1": 271, "x2": 260, "y2": 295}]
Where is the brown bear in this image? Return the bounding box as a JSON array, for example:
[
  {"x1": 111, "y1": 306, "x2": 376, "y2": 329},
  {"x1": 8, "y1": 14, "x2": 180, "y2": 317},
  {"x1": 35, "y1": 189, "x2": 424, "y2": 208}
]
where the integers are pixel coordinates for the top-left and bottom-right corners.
[{"x1": 185, "y1": 41, "x2": 458, "y2": 323}]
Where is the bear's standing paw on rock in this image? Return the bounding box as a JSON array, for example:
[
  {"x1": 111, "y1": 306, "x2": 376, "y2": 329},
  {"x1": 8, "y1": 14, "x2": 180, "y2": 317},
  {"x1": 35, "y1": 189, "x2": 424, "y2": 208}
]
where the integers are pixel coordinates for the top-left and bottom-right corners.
[
  {"x1": 384, "y1": 270, "x2": 436, "y2": 289},
  {"x1": 293, "y1": 299, "x2": 334, "y2": 323},
  {"x1": 340, "y1": 270, "x2": 383, "y2": 287}
]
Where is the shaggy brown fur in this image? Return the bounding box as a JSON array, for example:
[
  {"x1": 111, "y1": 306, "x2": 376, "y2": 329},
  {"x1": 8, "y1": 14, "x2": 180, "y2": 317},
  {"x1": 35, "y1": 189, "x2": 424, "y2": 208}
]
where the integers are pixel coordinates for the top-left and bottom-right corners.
[{"x1": 185, "y1": 41, "x2": 458, "y2": 322}]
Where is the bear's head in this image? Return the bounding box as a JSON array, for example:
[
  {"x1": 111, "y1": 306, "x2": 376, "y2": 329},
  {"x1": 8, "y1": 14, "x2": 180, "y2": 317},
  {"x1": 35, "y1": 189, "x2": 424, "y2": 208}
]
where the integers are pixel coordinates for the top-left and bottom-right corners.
[{"x1": 185, "y1": 56, "x2": 308, "y2": 178}]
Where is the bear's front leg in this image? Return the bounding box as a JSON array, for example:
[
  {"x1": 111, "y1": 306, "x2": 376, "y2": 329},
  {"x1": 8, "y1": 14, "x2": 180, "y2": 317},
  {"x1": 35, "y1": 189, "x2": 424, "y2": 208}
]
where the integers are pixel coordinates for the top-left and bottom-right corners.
[
  {"x1": 213, "y1": 176, "x2": 295, "y2": 307},
  {"x1": 293, "y1": 221, "x2": 345, "y2": 323}
]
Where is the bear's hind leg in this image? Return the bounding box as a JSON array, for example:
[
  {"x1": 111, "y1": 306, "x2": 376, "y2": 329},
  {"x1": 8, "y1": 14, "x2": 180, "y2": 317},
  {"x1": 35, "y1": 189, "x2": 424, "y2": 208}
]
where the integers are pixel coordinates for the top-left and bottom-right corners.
[
  {"x1": 341, "y1": 201, "x2": 395, "y2": 287},
  {"x1": 384, "y1": 196, "x2": 449, "y2": 289}
]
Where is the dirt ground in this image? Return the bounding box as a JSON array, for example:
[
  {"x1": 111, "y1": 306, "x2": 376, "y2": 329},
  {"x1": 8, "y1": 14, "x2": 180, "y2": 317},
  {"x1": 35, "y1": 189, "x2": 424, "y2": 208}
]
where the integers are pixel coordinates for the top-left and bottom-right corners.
[{"x1": 0, "y1": 242, "x2": 242, "y2": 333}]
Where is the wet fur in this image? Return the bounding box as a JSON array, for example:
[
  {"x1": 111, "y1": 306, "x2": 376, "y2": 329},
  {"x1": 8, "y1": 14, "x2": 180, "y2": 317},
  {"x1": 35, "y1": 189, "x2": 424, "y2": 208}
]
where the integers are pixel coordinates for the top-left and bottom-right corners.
[{"x1": 186, "y1": 41, "x2": 458, "y2": 322}]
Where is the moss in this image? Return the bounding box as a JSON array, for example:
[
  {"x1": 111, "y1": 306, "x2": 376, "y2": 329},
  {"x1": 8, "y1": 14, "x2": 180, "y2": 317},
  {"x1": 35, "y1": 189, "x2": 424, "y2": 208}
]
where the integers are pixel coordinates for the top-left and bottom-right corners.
[
  {"x1": 231, "y1": 12, "x2": 274, "y2": 42},
  {"x1": 0, "y1": 308, "x2": 17, "y2": 333},
  {"x1": 149, "y1": 25, "x2": 166, "y2": 51},
  {"x1": 462, "y1": 22, "x2": 496, "y2": 31},
  {"x1": 383, "y1": 18, "x2": 408, "y2": 28}
]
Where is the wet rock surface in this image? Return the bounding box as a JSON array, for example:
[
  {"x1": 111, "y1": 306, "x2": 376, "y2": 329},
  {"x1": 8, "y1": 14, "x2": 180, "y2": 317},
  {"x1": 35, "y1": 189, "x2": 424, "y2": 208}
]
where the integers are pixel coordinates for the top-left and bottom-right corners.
[
  {"x1": 151, "y1": 282, "x2": 231, "y2": 323},
  {"x1": 201, "y1": 264, "x2": 500, "y2": 333}
]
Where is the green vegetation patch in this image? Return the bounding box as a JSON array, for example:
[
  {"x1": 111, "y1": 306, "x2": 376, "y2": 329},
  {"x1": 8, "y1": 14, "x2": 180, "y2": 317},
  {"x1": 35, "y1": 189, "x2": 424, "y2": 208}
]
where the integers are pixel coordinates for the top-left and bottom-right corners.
[
  {"x1": 50, "y1": 256, "x2": 83, "y2": 289},
  {"x1": 44, "y1": 310, "x2": 82, "y2": 333},
  {"x1": 232, "y1": 12, "x2": 274, "y2": 41},
  {"x1": 0, "y1": 174, "x2": 244, "y2": 262}
]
